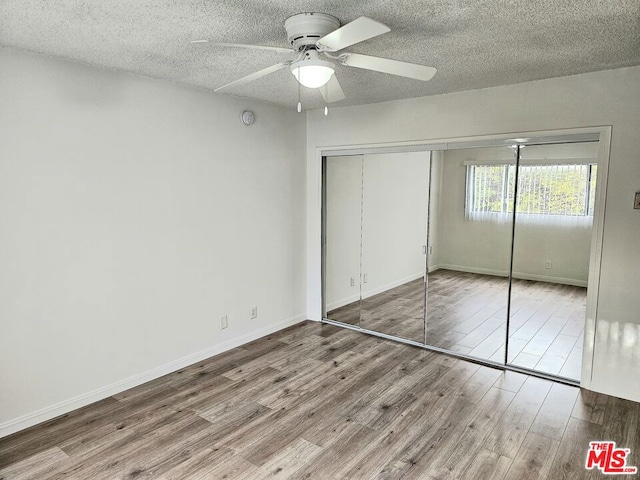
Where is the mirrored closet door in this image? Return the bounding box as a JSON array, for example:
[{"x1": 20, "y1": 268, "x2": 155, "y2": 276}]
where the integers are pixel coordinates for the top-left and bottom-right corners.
[
  {"x1": 359, "y1": 151, "x2": 430, "y2": 343},
  {"x1": 424, "y1": 146, "x2": 516, "y2": 363},
  {"x1": 508, "y1": 142, "x2": 597, "y2": 379},
  {"x1": 322, "y1": 135, "x2": 600, "y2": 385},
  {"x1": 324, "y1": 155, "x2": 363, "y2": 326}
]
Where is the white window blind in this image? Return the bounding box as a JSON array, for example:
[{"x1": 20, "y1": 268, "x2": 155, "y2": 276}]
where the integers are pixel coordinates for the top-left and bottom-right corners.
[{"x1": 466, "y1": 163, "x2": 597, "y2": 227}]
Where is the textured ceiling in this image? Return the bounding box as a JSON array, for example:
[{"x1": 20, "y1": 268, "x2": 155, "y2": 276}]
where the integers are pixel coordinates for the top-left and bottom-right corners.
[{"x1": 1, "y1": 1, "x2": 639, "y2": 110}]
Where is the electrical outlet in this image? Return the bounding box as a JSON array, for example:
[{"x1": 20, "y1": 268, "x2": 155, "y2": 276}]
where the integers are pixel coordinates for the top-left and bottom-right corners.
[
  {"x1": 363, "y1": 273, "x2": 368, "y2": 284},
  {"x1": 634, "y1": 192, "x2": 640, "y2": 209},
  {"x1": 250, "y1": 306, "x2": 258, "y2": 319},
  {"x1": 220, "y1": 315, "x2": 228, "y2": 330},
  {"x1": 350, "y1": 277, "x2": 355, "y2": 287},
  {"x1": 545, "y1": 260, "x2": 552, "y2": 269}
]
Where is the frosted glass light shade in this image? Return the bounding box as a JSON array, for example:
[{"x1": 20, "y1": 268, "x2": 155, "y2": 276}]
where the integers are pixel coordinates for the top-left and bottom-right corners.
[{"x1": 291, "y1": 62, "x2": 334, "y2": 89}]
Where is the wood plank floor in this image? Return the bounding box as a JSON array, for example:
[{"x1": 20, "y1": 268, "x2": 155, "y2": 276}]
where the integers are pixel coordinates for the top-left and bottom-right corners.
[
  {"x1": 328, "y1": 270, "x2": 585, "y2": 380},
  {"x1": 1, "y1": 321, "x2": 637, "y2": 479}
]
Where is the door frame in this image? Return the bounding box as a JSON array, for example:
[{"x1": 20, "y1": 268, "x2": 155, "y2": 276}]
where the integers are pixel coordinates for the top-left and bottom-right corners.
[{"x1": 314, "y1": 126, "x2": 611, "y2": 389}]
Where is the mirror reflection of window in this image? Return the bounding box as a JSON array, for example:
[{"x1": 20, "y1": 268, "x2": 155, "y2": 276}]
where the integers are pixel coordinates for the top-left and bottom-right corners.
[{"x1": 466, "y1": 158, "x2": 597, "y2": 228}]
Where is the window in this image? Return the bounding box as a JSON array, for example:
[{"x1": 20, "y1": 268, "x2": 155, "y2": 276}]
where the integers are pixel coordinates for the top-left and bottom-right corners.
[{"x1": 466, "y1": 163, "x2": 597, "y2": 224}]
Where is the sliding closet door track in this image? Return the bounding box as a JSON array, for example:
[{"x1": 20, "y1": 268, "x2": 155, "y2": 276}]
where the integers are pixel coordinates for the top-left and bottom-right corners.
[{"x1": 321, "y1": 318, "x2": 580, "y2": 387}]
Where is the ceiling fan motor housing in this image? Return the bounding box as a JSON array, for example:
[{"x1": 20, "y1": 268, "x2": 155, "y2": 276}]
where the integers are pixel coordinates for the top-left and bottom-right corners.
[{"x1": 284, "y1": 13, "x2": 340, "y2": 51}]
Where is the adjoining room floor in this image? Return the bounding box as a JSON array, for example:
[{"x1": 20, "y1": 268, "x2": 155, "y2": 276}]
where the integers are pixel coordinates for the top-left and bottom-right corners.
[
  {"x1": 329, "y1": 269, "x2": 585, "y2": 380},
  {"x1": 0, "y1": 321, "x2": 635, "y2": 480}
]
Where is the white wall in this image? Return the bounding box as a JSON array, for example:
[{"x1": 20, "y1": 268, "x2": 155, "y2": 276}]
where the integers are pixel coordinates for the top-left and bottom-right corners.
[
  {"x1": 325, "y1": 156, "x2": 362, "y2": 310},
  {"x1": 360, "y1": 152, "x2": 430, "y2": 298},
  {"x1": 433, "y1": 146, "x2": 514, "y2": 276},
  {"x1": 306, "y1": 65, "x2": 640, "y2": 402},
  {"x1": 0, "y1": 47, "x2": 306, "y2": 436},
  {"x1": 433, "y1": 145, "x2": 594, "y2": 286},
  {"x1": 324, "y1": 152, "x2": 429, "y2": 310}
]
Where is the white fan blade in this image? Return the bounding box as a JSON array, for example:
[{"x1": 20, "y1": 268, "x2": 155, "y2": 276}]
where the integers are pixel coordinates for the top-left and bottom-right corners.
[
  {"x1": 342, "y1": 53, "x2": 437, "y2": 81},
  {"x1": 191, "y1": 41, "x2": 292, "y2": 54},
  {"x1": 316, "y1": 17, "x2": 390, "y2": 52},
  {"x1": 320, "y1": 75, "x2": 346, "y2": 103},
  {"x1": 214, "y1": 63, "x2": 289, "y2": 92}
]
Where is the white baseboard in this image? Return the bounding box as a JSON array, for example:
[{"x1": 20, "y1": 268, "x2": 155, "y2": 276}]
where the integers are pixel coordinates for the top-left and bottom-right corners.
[
  {"x1": 437, "y1": 264, "x2": 587, "y2": 287},
  {"x1": 438, "y1": 264, "x2": 509, "y2": 278},
  {"x1": 326, "y1": 272, "x2": 425, "y2": 311},
  {"x1": 0, "y1": 313, "x2": 306, "y2": 439},
  {"x1": 326, "y1": 293, "x2": 361, "y2": 312},
  {"x1": 512, "y1": 272, "x2": 587, "y2": 288},
  {"x1": 361, "y1": 272, "x2": 424, "y2": 299}
]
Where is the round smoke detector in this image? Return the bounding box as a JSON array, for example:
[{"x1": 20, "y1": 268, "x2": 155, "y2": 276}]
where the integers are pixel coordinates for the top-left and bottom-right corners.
[{"x1": 284, "y1": 13, "x2": 340, "y2": 51}]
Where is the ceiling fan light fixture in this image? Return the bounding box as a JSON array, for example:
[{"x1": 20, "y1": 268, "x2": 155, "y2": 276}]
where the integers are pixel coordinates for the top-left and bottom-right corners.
[
  {"x1": 291, "y1": 59, "x2": 335, "y2": 89},
  {"x1": 206, "y1": 13, "x2": 436, "y2": 103}
]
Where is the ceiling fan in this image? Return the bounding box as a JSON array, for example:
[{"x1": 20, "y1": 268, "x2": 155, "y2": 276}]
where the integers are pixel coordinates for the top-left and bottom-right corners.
[{"x1": 192, "y1": 12, "x2": 437, "y2": 111}]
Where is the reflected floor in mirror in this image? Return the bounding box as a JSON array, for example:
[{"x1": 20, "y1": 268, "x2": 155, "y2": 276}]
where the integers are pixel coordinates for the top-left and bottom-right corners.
[
  {"x1": 361, "y1": 278, "x2": 425, "y2": 343},
  {"x1": 429, "y1": 270, "x2": 585, "y2": 380},
  {"x1": 326, "y1": 300, "x2": 360, "y2": 326},
  {"x1": 327, "y1": 270, "x2": 585, "y2": 381},
  {"x1": 327, "y1": 277, "x2": 426, "y2": 343},
  {"x1": 507, "y1": 278, "x2": 585, "y2": 379}
]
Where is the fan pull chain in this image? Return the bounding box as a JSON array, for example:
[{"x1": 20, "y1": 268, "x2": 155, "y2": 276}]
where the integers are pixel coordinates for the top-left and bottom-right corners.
[
  {"x1": 324, "y1": 82, "x2": 329, "y2": 116},
  {"x1": 297, "y1": 68, "x2": 302, "y2": 113}
]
